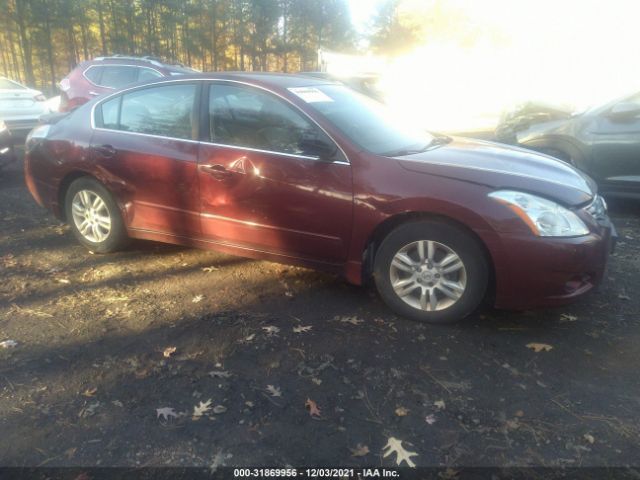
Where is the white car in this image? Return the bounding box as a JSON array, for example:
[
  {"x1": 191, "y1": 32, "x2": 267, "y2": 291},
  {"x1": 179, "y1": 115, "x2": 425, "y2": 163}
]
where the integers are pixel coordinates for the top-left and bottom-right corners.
[{"x1": 0, "y1": 77, "x2": 51, "y2": 139}]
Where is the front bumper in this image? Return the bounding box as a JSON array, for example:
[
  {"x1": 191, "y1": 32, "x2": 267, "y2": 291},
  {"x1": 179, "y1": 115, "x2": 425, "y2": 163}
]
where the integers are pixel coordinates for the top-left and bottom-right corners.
[{"x1": 493, "y1": 217, "x2": 615, "y2": 310}]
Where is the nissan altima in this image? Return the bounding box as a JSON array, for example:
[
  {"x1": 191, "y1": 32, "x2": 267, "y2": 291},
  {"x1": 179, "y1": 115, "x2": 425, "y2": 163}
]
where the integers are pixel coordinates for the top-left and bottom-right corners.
[{"x1": 24, "y1": 73, "x2": 616, "y2": 323}]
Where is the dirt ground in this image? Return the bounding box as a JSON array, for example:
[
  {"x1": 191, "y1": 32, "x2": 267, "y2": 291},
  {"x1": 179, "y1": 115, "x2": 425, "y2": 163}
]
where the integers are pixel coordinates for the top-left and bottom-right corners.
[{"x1": 1, "y1": 151, "x2": 639, "y2": 473}]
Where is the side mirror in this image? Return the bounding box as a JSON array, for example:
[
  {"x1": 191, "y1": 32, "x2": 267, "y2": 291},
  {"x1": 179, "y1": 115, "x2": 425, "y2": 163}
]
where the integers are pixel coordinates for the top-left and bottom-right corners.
[
  {"x1": 607, "y1": 102, "x2": 640, "y2": 122},
  {"x1": 299, "y1": 135, "x2": 338, "y2": 161}
]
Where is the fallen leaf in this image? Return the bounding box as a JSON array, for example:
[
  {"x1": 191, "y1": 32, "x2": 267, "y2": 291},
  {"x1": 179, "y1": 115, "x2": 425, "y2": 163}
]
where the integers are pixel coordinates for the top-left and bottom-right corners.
[
  {"x1": 335, "y1": 315, "x2": 363, "y2": 325},
  {"x1": 395, "y1": 406, "x2": 409, "y2": 417},
  {"x1": 305, "y1": 398, "x2": 321, "y2": 417},
  {"x1": 213, "y1": 405, "x2": 227, "y2": 414},
  {"x1": 434, "y1": 400, "x2": 446, "y2": 410},
  {"x1": 209, "y1": 370, "x2": 232, "y2": 378},
  {"x1": 64, "y1": 447, "x2": 77, "y2": 459},
  {"x1": 82, "y1": 387, "x2": 97, "y2": 397},
  {"x1": 0, "y1": 340, "x2": 18, "y2": 349},
  {"x1": 293, "y1": 325, "x2": 313, "y2": 333},
  {"x1": 515, "y1": 410, "x2": 524, "y2": 417},
  {"x1": 163, "y1": 346, "x2": 177, "y2": 358},
  {"x1": 192, "y1": 399, "x2": 212, "y2": 420},
  {"x1": 262, "y1": 325, "x2": 280, "y2": 335},
  {"x1": 350, "y1": 444, "x2": 370, "y2": 457},
  {"x1": 560, "y1": 314, "x2": 578, "y2": 322},
  {"x1": 526, "y1": 343, "x2": 553, "y2": 352},
  {"x1": 192, "y1": 295, "x2": 204, "y2": 303},
  {"x1": 202, "y1": 266, "x2": 219, "y2": 273},
  {"x1": 382, "y1": 437, "x2": 418, "y2": 468},
  {"x1": 266, "y1": 385, "x2": 282, "y2": 397},
  {"x1": 425, "y1": 414, "x2": 437, "y2": 425},
  {"x1": 156, "y1": 407, "x2": 178, "y2": 420},
  {"x1": 312, "y1": 378, "x2": 322, "y2": 385},
  {"x1": 584, "y1": 433, "x2": 595, "y2": 444},
  {"x1": 240, "y1": 333, "x2": 256, "y2": 343}
]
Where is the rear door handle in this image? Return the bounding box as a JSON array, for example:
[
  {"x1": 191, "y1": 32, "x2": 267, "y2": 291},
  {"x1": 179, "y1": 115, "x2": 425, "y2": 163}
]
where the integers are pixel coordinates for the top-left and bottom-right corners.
[
  {"x1": 200, "y1": 164, "x2": 233, "y2": 179},
  {"x1": 93, "y1": 144, "x2": 116, "y2": 158}
]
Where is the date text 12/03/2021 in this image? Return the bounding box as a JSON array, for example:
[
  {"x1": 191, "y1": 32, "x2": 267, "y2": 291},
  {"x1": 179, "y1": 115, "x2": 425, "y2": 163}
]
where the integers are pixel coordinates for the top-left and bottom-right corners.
[{"x1": 233, "y1": 468, "x2": 400, "y2": 478}]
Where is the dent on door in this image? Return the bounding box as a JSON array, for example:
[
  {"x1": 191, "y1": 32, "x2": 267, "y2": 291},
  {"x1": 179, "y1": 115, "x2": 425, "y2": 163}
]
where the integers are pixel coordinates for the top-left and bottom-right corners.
[{"x1": 197, "y1": 144, "x2": 353, "y2": 263}]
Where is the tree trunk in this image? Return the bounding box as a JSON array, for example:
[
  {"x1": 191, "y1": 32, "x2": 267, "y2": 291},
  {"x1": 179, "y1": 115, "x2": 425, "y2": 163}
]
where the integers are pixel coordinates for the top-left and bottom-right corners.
[
  {"x1": 15, "y1": 0, "x2": 35, "y2": 85},
  {"x1": 43, "y1": 11, "x2": 56, "y2": 92},
  {"x1": 97, "y1": 0, "x2": 107, "y2": 55}
]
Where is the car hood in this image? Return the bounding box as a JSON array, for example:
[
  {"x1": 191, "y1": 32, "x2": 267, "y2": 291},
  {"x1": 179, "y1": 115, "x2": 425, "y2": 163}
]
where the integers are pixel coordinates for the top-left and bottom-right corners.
[{"x1": 396, "y1": 137, "x2": 596, "y2": 206}]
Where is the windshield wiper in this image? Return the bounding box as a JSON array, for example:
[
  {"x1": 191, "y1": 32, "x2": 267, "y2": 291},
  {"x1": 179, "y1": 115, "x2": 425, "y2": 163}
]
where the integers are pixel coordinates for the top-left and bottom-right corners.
[{"x1": 382, "y1": 135, "x2": 452, "y2": 157}]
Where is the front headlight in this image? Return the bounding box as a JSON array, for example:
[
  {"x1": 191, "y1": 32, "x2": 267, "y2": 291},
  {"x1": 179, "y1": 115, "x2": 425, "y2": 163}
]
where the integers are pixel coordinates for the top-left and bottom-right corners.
[{"x1": 489, "y1": 190, "x2": 589, "y2": 237}]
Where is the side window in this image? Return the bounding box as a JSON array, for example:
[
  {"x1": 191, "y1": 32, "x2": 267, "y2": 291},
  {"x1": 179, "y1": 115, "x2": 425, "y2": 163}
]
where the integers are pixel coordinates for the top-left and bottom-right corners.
[
  {"x1": 84, "y1": 66, "x2": 104, "y2": 85},
  {"x1": 99, "y1": 66, "x2": 138, "y2": 89},
  {"x1": 96, "y1": 84, "x2": 196, "y2": 140},
  {"x1": 100, "y1": 96, "x2": 120, "y2": 129},
  {"x1": 208, "y1": 84, "x2": 335, "y2": 157},
  {"x1": 137, "y1": 68, "x2": 163, "y2": 83}
]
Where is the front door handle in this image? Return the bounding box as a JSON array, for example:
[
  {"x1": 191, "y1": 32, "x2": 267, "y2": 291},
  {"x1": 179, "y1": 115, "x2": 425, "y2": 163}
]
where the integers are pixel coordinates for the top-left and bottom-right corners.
[
  {"x1": 200, "y1": 164, "x2": 233, "y2": 180},
  {"x1": 93, "y1": 144, "x2": 116, "y2": 158}
]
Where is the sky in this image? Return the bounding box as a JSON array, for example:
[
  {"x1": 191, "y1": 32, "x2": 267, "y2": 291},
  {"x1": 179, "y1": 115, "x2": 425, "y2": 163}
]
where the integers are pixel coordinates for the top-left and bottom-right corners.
[
  {"x1": 345, "y1": 0, "x2": 640, "y2": 131},
  {"x1": 348, "y1": 0, "x2": 386, "y2": 32}
]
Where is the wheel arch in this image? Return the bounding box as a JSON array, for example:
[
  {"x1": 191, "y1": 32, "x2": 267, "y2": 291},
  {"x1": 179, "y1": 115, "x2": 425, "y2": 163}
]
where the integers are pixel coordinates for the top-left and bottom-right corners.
[
  {"x1": 361, "y1": 211, "x2": 496, "y2": 303},
  {"x1": 521, "y1": 135, "x2": 588, "y2": 170},
  {"x1": 57, "y1": 171, "x2": 95, "y2": 220}
]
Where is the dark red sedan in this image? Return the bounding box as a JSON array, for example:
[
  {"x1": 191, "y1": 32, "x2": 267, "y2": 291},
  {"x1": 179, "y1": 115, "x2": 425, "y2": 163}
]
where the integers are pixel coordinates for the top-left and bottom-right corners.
[{"x1": 24, "y1": 73, "x2": 616, "y2": 323}]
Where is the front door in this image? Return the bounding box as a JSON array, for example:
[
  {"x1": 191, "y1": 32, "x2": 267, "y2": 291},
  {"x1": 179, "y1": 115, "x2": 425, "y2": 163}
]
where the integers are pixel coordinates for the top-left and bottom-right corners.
[
  {"x1": 590, "y1": 93, "x2": 640, "y2": 194},
  {"x1": 91, "y1": 82, "x2": 201, "y2": 236},
  {"x1": 197, "y1": 82, "x2": 353, "y2": 263}
]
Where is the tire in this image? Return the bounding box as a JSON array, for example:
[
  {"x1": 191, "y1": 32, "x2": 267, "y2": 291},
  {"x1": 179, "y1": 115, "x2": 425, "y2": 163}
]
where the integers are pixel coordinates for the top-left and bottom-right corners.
[
  {"x1": 373, "y1": 220, "x2": 489, "y2": 324},
  {"x1": 64, "y1": 177, "x2": 129, "y2": 253}
]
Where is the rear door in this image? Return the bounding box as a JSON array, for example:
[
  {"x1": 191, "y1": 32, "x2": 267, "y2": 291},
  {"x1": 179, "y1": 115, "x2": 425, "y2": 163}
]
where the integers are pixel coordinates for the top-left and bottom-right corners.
[
  {"x1": 197, "y1": 82, "x2": 353, "y2": 263},
  {"x1": 91, "y1": 82, "x2": 201, "y2": 236}
]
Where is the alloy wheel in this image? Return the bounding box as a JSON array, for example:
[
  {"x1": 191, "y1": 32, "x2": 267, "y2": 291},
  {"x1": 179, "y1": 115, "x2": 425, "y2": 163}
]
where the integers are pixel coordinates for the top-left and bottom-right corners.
[
  {"x1": 389, "y1": 240, "x2": 467, "y2": 311},
  {"x1": 71, "y1": 189, "x2": 112, "y2": 243}
]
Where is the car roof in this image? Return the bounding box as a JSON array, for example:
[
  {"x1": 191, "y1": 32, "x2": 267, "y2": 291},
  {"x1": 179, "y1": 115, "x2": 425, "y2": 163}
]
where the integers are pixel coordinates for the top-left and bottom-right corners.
[
  {"x1": 141, "y1": 71, "x2": 340, "y2": 90},
  {"x1": 85, "y1": 56, "x2": 196, "y2": 73}
]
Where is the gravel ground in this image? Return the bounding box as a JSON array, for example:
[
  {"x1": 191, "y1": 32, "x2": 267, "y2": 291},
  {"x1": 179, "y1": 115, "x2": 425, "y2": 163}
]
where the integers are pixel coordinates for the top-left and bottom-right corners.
[{"x1": 1, "y1": 152, "x2": 639, "y2": 474}]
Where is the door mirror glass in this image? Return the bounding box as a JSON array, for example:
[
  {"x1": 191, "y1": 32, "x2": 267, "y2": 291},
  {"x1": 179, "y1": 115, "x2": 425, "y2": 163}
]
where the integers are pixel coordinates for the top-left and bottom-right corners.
[
  {"x1": 299, "y1": 134, "x2": 338, "y2": 160},
  {"x1": 608, "y1": 102, "x2": 640, "y2": 121}
]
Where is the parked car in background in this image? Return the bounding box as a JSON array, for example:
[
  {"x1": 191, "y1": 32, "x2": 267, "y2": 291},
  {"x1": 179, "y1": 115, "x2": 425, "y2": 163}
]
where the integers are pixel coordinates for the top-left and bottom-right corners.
[
  {"x1": 496, "y1": 92, "x2": 640, "y2": 199},
  {"x1": 0, "y1": 76, "x2": 51, "y2": 140},
  {"x1": 24, "y1": 73, "x2": 615, "y2": 323},
  {"x1": 0, "y1": 120, "x2": 15, "y2": 169},
  {"x1": 58, "y1": 55, "x2": 198, "y2": 112}
]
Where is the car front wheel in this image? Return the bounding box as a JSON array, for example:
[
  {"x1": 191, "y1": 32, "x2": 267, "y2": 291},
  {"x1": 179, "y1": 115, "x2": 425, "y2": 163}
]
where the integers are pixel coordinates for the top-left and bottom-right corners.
[
  {"x1": 373, "y1": 220, "x2": 489, "y2": 323},
  {"x1": 65, "y1": 177, "x2": 128, "y2": 253}
]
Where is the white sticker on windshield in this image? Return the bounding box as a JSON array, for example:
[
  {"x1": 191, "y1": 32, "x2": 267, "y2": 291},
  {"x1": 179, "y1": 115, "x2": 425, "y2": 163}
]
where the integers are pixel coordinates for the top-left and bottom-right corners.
[{"x1": 288, "y1": 87, "x2": 334, "y2": 103}]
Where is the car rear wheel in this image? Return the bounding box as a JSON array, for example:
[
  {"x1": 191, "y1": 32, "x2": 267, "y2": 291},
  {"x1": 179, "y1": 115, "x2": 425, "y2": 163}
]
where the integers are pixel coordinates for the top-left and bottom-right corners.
[
  {"x1": 65, "y1": 177, "x2": 128, "y2": 253},
  {"x1": 373, "y1": 220, "x2": 489, "y2": 323}
]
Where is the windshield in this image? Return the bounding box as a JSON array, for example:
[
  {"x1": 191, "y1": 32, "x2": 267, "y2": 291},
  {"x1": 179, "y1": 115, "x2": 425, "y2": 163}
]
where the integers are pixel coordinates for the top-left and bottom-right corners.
[{"x1": 297, "y1": 84, "x2": 434, "y2": 156}]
